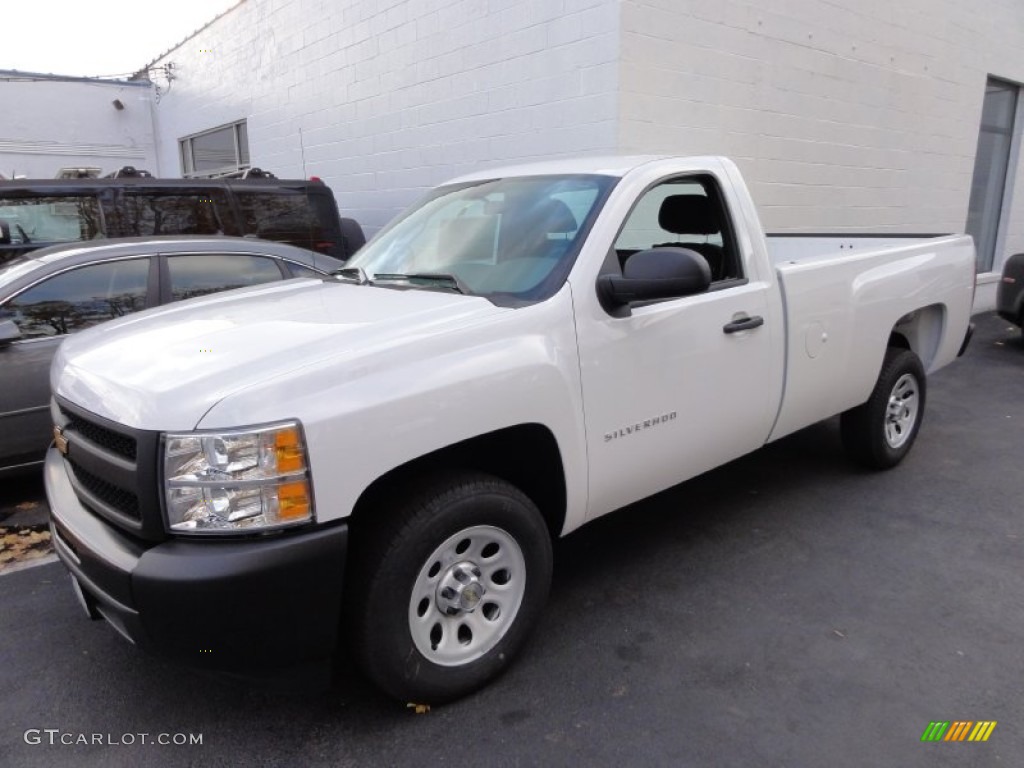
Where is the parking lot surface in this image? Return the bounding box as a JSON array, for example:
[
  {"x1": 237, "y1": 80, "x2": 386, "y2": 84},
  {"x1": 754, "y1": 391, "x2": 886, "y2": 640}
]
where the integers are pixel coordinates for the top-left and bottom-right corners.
[{"x1": 0, "y1": 312, "x2": 1021, "y2": 767}]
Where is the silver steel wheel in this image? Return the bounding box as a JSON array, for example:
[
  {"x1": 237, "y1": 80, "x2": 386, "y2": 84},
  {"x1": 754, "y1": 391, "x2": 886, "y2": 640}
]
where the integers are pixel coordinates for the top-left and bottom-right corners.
[
  {"x1": 884, "y1": 372, "x2": 920, "y2": 449},
  {"x1": 408, "y1": 525, "x2": 526, "y2": 667}
]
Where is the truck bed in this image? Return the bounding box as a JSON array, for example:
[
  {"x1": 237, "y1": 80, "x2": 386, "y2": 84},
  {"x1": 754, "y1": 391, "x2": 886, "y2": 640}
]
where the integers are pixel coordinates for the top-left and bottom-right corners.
[
  {"x1": 766, "y1": 234, "x2": 976, "y2": 442},
  {"x1": 765, "y1": 233, "x2": 954, "y2": 266}
]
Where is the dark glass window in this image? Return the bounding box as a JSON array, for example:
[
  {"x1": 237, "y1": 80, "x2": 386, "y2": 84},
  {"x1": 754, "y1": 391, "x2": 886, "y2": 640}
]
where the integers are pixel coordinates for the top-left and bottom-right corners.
[
  {"x1": 166, "y1": 254, "x2": 284, "y2": 301},
  {"x1": 190, "y1": 129, "x2": 238, "y2": 173},
  {"x1": 3, "y1": 259, "x2": 150, "y2": 339},
  {"x1": 179, "y1": 121, "x2": 249, "y2": 177},
  {"x1": 966, "y1": 78, "x2": 1019, "y2": 272},
  {"x1": 108, "y1": 192, "x2": 233, "y2": 237},
  {"x1": 0, "y1": 195, "x2": 104, "y2": 245},
  {"x1": 284, "y1": 261, "x2": 324, "y2": 279},
  {"x1": 234, "y1": 192, "x2": 332, "y2": 250}
]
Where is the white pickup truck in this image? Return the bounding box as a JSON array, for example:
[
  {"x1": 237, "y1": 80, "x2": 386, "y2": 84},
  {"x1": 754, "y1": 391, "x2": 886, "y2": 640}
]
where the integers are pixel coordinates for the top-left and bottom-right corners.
[{"x1": 45, "y1": 156, "x2": 975, "y2": 703}]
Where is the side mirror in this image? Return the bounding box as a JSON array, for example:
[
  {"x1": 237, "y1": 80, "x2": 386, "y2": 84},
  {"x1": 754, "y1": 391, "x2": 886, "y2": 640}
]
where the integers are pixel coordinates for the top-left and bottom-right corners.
[
  {"x1": 0, "y1": 319, "x2": 22, "y2": 347},
  {"x1": 0, "y1": 219, "x2": 10, "y2": 245},
  {"x1": 598, "y1": 247, "x2": 711, "y2": 311}
]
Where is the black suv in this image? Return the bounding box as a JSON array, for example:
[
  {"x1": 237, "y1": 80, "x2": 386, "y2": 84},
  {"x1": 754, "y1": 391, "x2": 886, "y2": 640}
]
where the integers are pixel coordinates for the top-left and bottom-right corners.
[{"x1": 0, "y1": 168, "x2": 365, "y2": 266}]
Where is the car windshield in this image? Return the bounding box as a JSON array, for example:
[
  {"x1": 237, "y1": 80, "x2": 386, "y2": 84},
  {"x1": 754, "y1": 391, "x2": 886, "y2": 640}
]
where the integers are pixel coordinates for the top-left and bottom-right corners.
[{"x1": 346, "y1": 174, "x2": 615, "y2": 304}]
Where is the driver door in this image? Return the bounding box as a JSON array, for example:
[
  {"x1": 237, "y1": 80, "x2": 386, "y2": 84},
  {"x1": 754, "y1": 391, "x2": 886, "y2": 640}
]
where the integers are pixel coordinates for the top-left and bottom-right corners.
[{"x1": 575, "y1": 174, "x2": 779, "y2": 519}]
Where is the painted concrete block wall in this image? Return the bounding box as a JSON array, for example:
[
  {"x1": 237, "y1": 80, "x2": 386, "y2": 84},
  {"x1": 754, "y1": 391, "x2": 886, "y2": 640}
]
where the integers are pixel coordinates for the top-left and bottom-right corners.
[
  {"x1": 0, "y1": 76, "x2": 155, "y2": 179},
  {"x1": 151, "y1": 0, "x2": 1022, "y2": 314},
  {"x1": 617, "y1": 0, "x2": 1024, "y2": 266},
  {"x1": 151, "y1": 0, "x2": 621, "y2": 233}
]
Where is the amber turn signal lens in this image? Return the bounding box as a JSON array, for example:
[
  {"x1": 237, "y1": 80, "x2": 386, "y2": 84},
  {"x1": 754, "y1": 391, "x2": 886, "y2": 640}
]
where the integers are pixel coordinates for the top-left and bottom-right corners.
[
  {"x1": 274, "y1": 428, "x2": 306, "y2": 473},
  {"x1": 277, "y1": 481, "x2": 311, "y2": 521}
]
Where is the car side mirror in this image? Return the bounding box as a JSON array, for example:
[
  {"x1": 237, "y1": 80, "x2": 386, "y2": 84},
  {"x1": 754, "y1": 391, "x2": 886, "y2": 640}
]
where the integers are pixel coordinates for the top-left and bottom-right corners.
[
  {"x1": 0, "y1": 319, "x2": 22, "y2": 347},
  {"x1": 0, "y1": 219, "x2": 11, "y2": 245},
  {"x1": 597, "y1": 247, "x2": 711, "y2": 312}
]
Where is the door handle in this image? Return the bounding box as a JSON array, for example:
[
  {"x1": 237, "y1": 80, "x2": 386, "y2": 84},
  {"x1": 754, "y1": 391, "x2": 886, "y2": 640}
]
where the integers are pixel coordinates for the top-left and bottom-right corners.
[{"x1": 723, "y1": 315, "x2": 764, "y2": 334}]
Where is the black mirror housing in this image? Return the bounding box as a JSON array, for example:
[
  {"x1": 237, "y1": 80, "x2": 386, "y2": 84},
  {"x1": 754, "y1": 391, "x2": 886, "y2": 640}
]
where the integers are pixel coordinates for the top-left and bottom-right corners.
[{"x1": 598, "y1": 247, "x2": 711, "y2": 310}]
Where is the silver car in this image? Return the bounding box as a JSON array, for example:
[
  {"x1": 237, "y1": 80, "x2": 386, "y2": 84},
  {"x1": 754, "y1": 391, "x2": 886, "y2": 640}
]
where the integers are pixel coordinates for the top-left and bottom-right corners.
[{"x1": 0, "y1": 236, "x2": 344, "y2": 474}]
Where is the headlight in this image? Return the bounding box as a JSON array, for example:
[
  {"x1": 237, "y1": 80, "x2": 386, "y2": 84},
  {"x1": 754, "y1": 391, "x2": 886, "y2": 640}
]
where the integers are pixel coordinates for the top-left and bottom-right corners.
[{"x1": 163, "y1": 421, "x2": 313, "y2": 534}]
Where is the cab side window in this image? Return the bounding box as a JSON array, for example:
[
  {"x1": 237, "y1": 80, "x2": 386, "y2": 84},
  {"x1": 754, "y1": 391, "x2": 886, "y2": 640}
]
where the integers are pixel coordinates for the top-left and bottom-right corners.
[
  {"x1": 3, "y1": 258, "x2": 150, "y2": 339},
  {"x1": 614, "y1": 176, "x2": 742, "y2": 283}
]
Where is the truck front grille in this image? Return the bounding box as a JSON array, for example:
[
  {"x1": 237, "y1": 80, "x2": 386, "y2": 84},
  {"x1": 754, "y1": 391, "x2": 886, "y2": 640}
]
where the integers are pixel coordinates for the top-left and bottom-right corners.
[
  {"x1": 53, "y1": 397, "x2": 165, "y2": 542},
  {"x1": 65, "y1": 414, "x2": 137, "y2": 461},
  {"x1": 68, "y1": 459, "x2": 141, "y2": 521}
]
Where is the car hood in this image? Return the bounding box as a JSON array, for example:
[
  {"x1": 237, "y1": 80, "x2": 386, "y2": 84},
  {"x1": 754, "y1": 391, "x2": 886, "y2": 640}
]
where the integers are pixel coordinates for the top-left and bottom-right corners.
[{"x1": 53, "y1": 279, "x2": 507, "y2": 429}]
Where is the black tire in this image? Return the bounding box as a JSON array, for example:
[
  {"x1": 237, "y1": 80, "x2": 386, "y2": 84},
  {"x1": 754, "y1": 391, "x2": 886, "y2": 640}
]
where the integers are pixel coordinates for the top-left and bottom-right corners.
[
  {"x1": 347, "y1": 471, "x2": 553, "y2": 704},
  {"x1": 338, "y1": 217, "x2": 366, "y2": 258},
  {"x1": 841, "y1": 347, "x2": 926, "y2": 470}
]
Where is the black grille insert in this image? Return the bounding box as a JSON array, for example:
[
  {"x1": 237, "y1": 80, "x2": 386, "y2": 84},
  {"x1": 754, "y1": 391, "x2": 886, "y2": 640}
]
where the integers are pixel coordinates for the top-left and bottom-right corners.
[
  {"x1": 66, "y1": 414, "x2": 137, "y2": 461},
  {"x1": 55, "y1": 396, "x2": 165, "y2": 541},
  {"x1": 69, "y1": 460, "x2": 141, "y2": 521}
]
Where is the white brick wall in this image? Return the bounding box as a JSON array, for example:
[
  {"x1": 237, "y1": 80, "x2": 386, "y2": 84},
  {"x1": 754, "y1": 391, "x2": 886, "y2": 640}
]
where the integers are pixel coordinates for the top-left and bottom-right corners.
[
  {"x1": 618, "y1": 0, "x2": 1024, "y2": 268},
  {"x1": 151, "y1": 0, "x2": 1024, "y2": 298},
  {"x1": 152, "y1": 0, "x2": 621, "y2": 233},
  {"x1": 0, "y1": 76, "x2": 155, "y2": 178}
]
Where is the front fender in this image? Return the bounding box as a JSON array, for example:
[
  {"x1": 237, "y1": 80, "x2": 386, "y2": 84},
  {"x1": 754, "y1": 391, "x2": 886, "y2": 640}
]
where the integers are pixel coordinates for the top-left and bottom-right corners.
[{"x1": 197, "y1": 287, "x2": 589, "y2": 534}]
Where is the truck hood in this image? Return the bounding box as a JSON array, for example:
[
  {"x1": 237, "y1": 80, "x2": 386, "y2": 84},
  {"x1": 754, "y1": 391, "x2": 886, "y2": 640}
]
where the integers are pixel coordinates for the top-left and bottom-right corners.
[{"x1": 53, "y1": 279, "x2": 506, "y2": 429}]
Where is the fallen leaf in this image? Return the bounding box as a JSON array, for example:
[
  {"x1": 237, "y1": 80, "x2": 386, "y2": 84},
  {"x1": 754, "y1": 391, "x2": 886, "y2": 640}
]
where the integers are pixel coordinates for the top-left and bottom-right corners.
[{"x1": 0, "y1": 526, "x2": 53, "y2": 573}]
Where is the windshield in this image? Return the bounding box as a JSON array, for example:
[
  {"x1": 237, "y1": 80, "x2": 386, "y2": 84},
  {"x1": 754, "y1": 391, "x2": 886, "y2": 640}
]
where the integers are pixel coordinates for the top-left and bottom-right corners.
[{"x1": 346, "y1": 174, "x2": 616, "y2": 304}]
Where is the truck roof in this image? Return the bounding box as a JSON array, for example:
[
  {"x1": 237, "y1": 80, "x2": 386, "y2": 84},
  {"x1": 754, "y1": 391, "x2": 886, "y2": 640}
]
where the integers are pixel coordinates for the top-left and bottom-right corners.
[{"x1": 447, "y1": 155, "x2": 672, "y2": 183}]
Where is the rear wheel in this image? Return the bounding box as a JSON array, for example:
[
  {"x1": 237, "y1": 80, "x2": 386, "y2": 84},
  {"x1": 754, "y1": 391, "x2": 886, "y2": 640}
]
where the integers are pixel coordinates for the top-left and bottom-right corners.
[
  {"x1": 338, "y1": 217, "x2": 366, "y2": 256},
  {"x1": 841, "y1": 347, "x2": 926, "y2": 469},
  {"x1": 347, "y1": 472, "x2": 552, "y2": 703}
]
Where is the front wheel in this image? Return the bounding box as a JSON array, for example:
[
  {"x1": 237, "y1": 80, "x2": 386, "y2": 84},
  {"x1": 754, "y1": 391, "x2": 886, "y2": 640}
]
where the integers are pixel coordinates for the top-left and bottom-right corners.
[
  {"x1": 841, "y1": 347, "x2": 927, "y2": 470},
  {"x1": 347, "y1": 472, "x2": 553, "y2": 703}
]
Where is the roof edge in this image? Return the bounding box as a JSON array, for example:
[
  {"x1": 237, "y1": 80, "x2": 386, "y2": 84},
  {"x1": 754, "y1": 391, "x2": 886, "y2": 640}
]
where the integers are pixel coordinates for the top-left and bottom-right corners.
[
  {"x1": 0, "y1": 70, "x2": 151, "y2": 87},
  {"x1": 135, "y1": 0, "x2": 249, "y2": 77}
]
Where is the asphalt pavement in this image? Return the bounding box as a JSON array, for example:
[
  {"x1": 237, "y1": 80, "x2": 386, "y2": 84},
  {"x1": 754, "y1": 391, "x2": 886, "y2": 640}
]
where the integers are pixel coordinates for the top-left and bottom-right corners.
[{"x1": 0, "y1": 312, "x2": 1021, "y2": 767}]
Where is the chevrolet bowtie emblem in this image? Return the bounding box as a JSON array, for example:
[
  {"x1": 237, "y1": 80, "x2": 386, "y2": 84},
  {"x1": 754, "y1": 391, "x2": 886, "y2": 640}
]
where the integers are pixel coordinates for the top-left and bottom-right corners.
[{"x1": 53, "y1": 425, "x2": 69, "y2": 456}]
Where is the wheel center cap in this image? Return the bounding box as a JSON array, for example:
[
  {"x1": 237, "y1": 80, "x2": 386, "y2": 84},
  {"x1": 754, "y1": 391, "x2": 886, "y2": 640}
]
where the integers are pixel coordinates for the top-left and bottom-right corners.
[{"x1": 436, "y1": 561, "x2": 486, "y2": 615}]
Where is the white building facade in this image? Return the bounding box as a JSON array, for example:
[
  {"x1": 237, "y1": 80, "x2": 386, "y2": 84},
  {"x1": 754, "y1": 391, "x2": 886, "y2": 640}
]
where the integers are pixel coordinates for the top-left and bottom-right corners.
[
  {"x1": 16, "y1": 1, "x2": 1024, "y2": 308},
  {"x1": 0, "y1": 73, "x2": 157, "y2": 179}
]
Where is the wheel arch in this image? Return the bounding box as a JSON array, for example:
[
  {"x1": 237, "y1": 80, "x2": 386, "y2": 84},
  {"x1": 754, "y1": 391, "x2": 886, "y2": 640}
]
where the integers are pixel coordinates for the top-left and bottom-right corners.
[
  {"x1": 889, "y1": 303, "x2": 946, "y2": 371},
  {"x1": 348, "y1": 423, "x2": 567, "y2": 540}
]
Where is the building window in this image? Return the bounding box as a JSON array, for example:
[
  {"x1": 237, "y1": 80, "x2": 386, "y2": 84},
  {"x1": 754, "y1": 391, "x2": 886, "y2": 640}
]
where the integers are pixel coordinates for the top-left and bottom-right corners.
[
  {"x1": 966, "y1": 78, "x2": 1020, "y2": 273},
  {"x1": 179, "y1": 121, "x2": 250, "y2": 178}
]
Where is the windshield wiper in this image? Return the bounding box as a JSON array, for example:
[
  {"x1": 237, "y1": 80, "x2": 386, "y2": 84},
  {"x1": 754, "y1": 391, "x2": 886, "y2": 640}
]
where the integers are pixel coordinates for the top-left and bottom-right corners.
[
  {"x1": 372, "y1": 272, "x2": 468, "y2": 294},
  {"x1": 332, "y1": 266, "x2": 372, "y2": 284}
]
